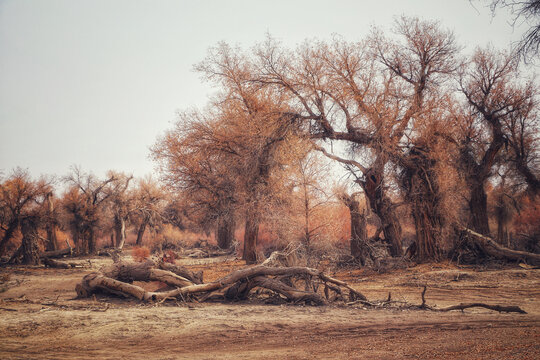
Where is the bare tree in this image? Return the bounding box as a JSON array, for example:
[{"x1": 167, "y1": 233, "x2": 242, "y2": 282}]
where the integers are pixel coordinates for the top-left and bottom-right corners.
[
  {"x1": 0, "y1": 168, "x2": 51, "y2": 258},
  {"x1": 488, "y1": 0, "x2": 540, "y2": 62},
  {"x1": 62, "y1": 167, "x2": 116, "y2": 254},
  {"x1": 132, "y1": 176, "x2": 167, "y2": 246},
  {"x1": 458, "y1": 47, "x2": 534, "y2": 235}
]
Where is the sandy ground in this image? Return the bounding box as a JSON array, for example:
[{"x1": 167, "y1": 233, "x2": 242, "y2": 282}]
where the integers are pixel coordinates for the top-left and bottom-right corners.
[{"x1": 0, "y1": 255, "x2": 539, "y2": 359}]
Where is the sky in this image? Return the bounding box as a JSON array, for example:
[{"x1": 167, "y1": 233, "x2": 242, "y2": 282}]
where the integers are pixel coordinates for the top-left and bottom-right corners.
[{"x1": 0, "y1": 0, "x2": 532, "y2": 180}]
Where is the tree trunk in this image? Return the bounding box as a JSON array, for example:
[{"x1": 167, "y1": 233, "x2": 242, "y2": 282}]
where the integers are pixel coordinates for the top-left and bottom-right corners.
[
  {"x1": 88, "y1": 228, "x2": 96, "y2": 254},
  {"x1": 362, "y1": 167, "x2": 403, "y2": 257},
  {"x1": 115, "y1": 216, "x2": 126, "y2": 249},
  {"x1": 20, "y1": 217, "x2": 40, "y2": 265},
  {"x1": 45, "y1": 192, "x2": 58, "y2": 251},
  {"x1": 243, "y1": 213, "x2": 259, "y2": 264},
  {"x1": 469, "y1": 182, "x2": 490, "y2": 236},
  {"x1": 341, "y1": 194, "x2": 369, "y2": 262},
  {"x1": 0, "y1": 219, "x2": 18, "y2": 256},
  {"x1": 400, "y1": 148, "x2": 443, "y2": 261},
  {"x1": 135, "y1": 219, "x2": 148, "y2": 246},
  {"x1": 216, "y1": 212, "x2": 235, "y2": 249}
]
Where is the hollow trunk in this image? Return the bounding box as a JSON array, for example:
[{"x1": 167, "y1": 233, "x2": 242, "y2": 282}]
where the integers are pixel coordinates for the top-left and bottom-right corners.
[
  {"x1": 469, "y1": 182, "x2": 490, "y2": 236},
  {"x1": 135, "y1": 219, "x2": 148, "y2": 246},
  {"x1": 20, "y1": 217, "x2": 40, "y2": 265},
  {"x1": 243, "y1": 213, "x2": 259, "y2": 264},
  {"x1": 45, "y1": 193, "x2": 58, "y2": 251},
  {"x1": 362, "y1": 167, "x2": 403, "y2": 257},
  {"x1": 0, "y1": 219, "x2": 18, "y2": 256},
  {"x1": 216, "y1": 212, "x2": 235, "y2": 249}
]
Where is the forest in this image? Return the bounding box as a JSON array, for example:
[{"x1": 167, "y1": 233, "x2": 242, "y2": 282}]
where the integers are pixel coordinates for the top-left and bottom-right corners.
[{"x1": 1, "y1": 12, "x2": 540, "y2": 360}]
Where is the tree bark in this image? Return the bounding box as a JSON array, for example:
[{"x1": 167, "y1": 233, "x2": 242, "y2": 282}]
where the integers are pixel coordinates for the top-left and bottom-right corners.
[
  {"x1": 469, "y1": 182, "x2": 490, "y2": 236},
  {"x1": 400, "y1": 148, "x2": 443, "y2": 261},
  {"x1": 243, "y1": 213, "x2": 259, "y2": 264},
  {"x1": 362, "y1": 167, "x2": 403, "y2": 257},
  {"x1": 216, "y1": 212, "x2": 235, "y2": 249},
  {"x1": 135, "y1": 219, "x2": 148, "y2": 246},
  {"x1": 0, "y1": 219, "x2": 19, "y2": 256},
  {"x1": 341, "y1": 193, "x2": 369, "y2": 263},
  {"x1": 88, "y1": 228, "x2": 97, "y2": 255},
  {"x1": 114, "y1": 216, "x2": 126, "y2": 249},
  {"x1": 45, "y1": 192, "x2": 58, "y2": 251},
  {"x1": 20, "y1": 217, "x2": 40, "y2": 265}
]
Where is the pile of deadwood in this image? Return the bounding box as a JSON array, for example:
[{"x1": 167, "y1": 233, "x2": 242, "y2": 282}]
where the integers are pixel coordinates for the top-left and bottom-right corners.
[
  {"x1": 75, "y1": 255, "x2": 363, "y2": 306},
  {"x1": 72, "y1": 247, "x2": 529, "y2": 314}
]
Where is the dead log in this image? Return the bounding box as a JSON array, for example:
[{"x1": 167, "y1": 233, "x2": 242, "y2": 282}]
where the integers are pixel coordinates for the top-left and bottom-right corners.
[
  {"x1": 251, "y1": 276, "x2": 326, "y2": 305},
  {"x1": 101, "y1": 260, "x2": 194, "y2": 288},
  {"x1": 76, "y1": 272, "x2": 150, "y2": 300},
  {"x1": 463, "y1": 228, "x2": 540, "y2": 265},
  {"x1": 146, "y1": 265, "x2": 367, "y2": 302},
  {"x1": 436, "y1": 303, "x2": 526, "y2": 314},
  {"x1": 156, "y1": 261, "x2": 203, "y2": 284}
]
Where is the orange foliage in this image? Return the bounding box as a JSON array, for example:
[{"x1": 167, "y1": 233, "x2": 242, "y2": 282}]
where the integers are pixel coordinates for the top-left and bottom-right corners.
[{"x1": 132, "y1": 246, "x2": 150, "y2": 262}]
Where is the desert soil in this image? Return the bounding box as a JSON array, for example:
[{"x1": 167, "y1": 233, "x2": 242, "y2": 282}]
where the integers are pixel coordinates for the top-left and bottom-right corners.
[{"x1": 0, "y1": 254, "x2": 539, "y2": 359}]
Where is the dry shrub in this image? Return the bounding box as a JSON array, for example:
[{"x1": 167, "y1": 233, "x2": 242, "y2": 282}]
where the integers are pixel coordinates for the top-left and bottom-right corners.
[
  {"x1": 151, "y1": 224, "x2": 211, "y2": 253},
  {"x1": 513, "y1": 196, "x2": 540, "y2": 252},
  {"x1": 132, "y1": 246, "x2": 150, "y2": 262},
  {"x1": 162, "y1": 250, "x2": 178, "y2": 264}
]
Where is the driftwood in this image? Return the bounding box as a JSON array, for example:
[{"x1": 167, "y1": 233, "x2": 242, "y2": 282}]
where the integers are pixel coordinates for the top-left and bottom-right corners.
[
  {"x1": 463, "y1": 228, "x2": 540, "y2": 265},
  {"x1": 76, "y1": 263, "x2": 366, "y2": 305}
]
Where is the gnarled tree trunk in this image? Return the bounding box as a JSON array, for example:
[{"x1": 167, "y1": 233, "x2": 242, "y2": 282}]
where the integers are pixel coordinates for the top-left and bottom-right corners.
[
  {"x1": 243, "y1": 212, "x2": 259, "y2": 264},
  {"x1": 340, "y1": 193, "x2": 369, "y2": 263},
  {"x1": 135, "y1": 218, "x2": 148, "y2": 246},
  {"x1": 400, "y1": 148, "x2": 443, "y2": 261},
  {"x1": 362, "y1": 167, "x2": 403, "y2": 257},
  {"x1": 20, "y1": 216, "x2": 40, "y2": 265},
  {"x1": 114, "y1": 215, "x2": 126, "y2": 250},
  {"x1": 216, "y1": 212, "x2": 235, "y2": 249},
  {"x1": 469, "y1": 182, "x2": 490, "y2": 236},
  {"x1": 0, "y1": 219, "x2": 18, "y2": 256},
  {"x1": 45, "y1": 192, "x2": 58, "y2": 251}
]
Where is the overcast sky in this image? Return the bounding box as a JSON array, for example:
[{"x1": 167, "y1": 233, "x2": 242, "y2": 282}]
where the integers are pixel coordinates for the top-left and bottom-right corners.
[{"x1": 0, "y1": 0, "x2": 532, "y2": 180}]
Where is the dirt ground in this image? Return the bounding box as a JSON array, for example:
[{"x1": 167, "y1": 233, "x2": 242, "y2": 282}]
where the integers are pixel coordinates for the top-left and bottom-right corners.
[{"x1": 1, "y1": 254, "x2": 539, "y2": 359}]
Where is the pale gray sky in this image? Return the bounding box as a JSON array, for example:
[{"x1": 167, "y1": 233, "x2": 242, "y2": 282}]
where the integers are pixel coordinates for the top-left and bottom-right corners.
[{"x1": 0, "y1": 0, "x2": 530, "y2": 179}]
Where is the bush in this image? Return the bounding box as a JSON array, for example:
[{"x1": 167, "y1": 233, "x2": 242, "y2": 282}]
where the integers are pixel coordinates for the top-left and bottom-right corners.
[{"x1": 132, "y1": 246, "x2": 150, "y2": 262}]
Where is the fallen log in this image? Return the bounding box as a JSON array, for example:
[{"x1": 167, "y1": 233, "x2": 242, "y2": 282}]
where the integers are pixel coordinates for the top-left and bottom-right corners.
[
  {"x1": 462, "y1": 228, "x2": 540, "y2": 265},
  {"x1": 251, "y1": 276, "x2": 326, "y2": 305},
  {"x1": 436, "y1": 303, "x2": 526, "y2": 314},
  {"x1": 101, "y1": 260, "x2": 194, "y2": 288},
  {"x1": 76, "y1": 272, "x2": 149, "y2": 300},
  {"x1": 156, "y1": 261, "x2": 203, "y2": 284}
]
